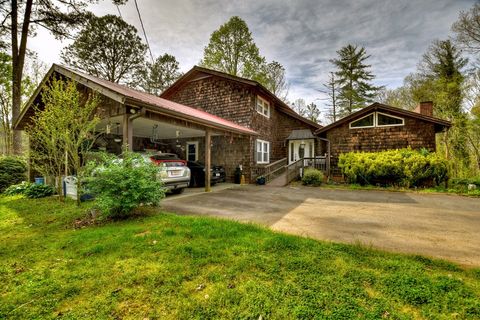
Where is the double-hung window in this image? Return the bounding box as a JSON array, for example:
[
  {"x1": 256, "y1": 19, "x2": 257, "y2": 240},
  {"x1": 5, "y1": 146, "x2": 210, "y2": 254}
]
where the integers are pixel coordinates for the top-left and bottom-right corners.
[
  {"x1": 256, "y1": 139, "x2": 270, "y2": 164},
  {"x1": 256, "y1": 96, "x2": 270, "y2": 118}
]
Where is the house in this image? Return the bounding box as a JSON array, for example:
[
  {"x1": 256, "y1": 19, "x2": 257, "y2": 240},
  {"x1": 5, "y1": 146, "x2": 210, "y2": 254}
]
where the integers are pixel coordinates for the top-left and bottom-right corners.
[
  {"x1": 15, "y1": 64, "x2": 451, "y2": 187},
  {"x1": 161, "y1": 66, "x2": 323, "y2": 180},
  {"x1": 14, "y1": 64, "x2": 321, "y2": 187},
  {"x1": 315, "y1": 102, "x2": 451, "y2": 174},
  {"x1": 15, "y1": 64, "x2": 258, "y2": 190}
]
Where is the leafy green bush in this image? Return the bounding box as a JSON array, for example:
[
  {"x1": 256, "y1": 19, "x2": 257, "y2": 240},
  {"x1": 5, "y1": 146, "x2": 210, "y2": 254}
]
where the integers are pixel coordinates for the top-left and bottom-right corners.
[
  {"x1": 4, "y1": 181, "x2": 54, "y2": 198},
  {"x1": 23, "y1": 183, "x2": 55, "y2": 198},
  {"x1": 338, "y1": 148, "x2": 449, "y2": 187},
  {"x1": 85, "y1": 152, "x2": 165, "y2": 218},
  {"x1": 4, "y1": 181, "x2": 33, "y2": 195},
  {"x1": 0, "y1": 156, "x2": 27, "y2": 192},
  {"x1": 302, "y1": 168, "x2": 324, "y2": 186}
]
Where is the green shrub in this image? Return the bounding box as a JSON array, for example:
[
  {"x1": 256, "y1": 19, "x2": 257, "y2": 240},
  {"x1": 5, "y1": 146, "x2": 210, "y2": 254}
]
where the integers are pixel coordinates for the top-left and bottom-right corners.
[
  {"x1": 85, "y1": 152, "x2": 165, "y2": 219},
  {"x1": 451, "y1": 177, "x2": 480, "y2": 188},
  {"x1": 0, "y1": 156, "x2": 27, "y2": 192},
  {"x1": 23, "y1": 183, "x2": 55, "y2": 198},
  {"x1": 302, "y1": 168, "x2": 324, "y2": 186},
  {"x1": 4, "y1": 181, "x2": 33, "y2": 195},
  {"x1": 338, "y1": 148, "x2": 449, "y2": 187}
]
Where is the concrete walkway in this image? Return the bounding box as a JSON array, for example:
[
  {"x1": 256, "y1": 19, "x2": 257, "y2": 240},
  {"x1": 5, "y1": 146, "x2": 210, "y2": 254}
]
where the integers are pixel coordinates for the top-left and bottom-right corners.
[{"x1": 162, "y1": 185, "x2": 480, "y2": 267}]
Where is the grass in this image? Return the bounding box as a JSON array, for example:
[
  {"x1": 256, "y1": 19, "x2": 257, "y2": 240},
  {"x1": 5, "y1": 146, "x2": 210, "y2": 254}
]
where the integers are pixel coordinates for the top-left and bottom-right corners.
[{"x1": 1, "y1": 196, "x2": 480, "y2": 319}]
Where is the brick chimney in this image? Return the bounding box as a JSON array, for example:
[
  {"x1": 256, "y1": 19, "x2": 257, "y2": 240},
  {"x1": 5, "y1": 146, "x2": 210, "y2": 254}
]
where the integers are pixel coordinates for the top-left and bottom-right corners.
[{"x1": 414, "y1": 101, "x2": 433, "y2": 117}]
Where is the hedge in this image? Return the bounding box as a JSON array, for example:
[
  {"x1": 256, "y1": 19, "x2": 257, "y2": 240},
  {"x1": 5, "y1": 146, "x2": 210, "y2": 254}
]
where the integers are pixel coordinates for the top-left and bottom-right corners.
[{"x1": 337, "y1": 148, "x2": 449, "y2": 187}]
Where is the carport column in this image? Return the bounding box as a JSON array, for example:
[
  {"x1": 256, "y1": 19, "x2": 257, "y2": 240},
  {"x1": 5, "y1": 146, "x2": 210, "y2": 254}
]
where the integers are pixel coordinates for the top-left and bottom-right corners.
[
  {"x1": 205, "y1": 128, "x2": 212, "y2": 192},
  {"x1": 122, "y1": 111, "x2": 133, "y2": 151}
]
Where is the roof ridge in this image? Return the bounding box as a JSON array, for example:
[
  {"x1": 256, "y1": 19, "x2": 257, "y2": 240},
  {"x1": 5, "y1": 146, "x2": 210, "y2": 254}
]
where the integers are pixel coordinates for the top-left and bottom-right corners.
[{"x1": 162, "y1": 65, "x2": 322, "y2": 129}]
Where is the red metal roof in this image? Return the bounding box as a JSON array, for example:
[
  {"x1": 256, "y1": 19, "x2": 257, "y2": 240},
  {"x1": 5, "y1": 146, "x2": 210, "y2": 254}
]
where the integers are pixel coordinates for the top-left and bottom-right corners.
[
  {"x1": 58, "y1": 65, "x2": 258, "y2": 135},
  {"x1": 16, "y1": 64, "x2": 258, "y2": 135}
]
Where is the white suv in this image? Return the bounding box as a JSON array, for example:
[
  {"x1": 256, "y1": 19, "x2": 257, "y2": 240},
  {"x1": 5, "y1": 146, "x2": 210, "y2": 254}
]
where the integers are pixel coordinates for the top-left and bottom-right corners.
[{"x1": 141, "y1": 153, "x2": 191, "y2": 194}]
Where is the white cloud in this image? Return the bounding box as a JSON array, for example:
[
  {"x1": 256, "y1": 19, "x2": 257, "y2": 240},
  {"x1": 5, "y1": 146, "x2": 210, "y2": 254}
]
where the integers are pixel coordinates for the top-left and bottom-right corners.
[{"x1": 26, "y1": 0, "x2": 475, "y2": 107}]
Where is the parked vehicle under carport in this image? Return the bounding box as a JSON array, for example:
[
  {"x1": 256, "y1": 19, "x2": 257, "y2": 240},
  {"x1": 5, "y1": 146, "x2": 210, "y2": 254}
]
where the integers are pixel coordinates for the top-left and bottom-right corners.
[
  {"x1": 142, "y1": 153, "x2": 191, "y2": 194},
  {"x1": 187, "y1": 161, "x2": 222, "y2": 187}
]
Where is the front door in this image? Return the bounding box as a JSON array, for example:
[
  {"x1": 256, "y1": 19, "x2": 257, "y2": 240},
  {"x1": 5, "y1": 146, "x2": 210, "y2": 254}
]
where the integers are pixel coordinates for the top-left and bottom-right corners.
[{"x1": 289, "y1": 139, "x2": 314, "y2": 164}]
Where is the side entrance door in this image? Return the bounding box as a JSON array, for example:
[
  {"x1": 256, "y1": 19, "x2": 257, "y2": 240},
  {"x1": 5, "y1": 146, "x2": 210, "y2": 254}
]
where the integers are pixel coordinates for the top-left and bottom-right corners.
[
  {"x1": 186, "y1": 141, "x2": 198, "y2": 161},
  {"x1": 288, "y1": 139, "x2": 314, "y2": 164}
]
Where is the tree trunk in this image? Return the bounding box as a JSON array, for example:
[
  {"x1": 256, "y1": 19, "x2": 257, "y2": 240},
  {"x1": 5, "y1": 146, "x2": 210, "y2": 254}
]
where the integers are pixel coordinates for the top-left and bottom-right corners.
[{"x1": 11, "y1": 0, "x2": 33, "y2": 155}]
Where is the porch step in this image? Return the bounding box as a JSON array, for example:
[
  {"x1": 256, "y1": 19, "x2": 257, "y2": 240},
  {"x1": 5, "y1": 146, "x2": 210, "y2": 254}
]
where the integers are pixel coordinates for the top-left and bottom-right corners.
[{"x1": 267, "y1": 172, "x2": 287, "y2": 187}]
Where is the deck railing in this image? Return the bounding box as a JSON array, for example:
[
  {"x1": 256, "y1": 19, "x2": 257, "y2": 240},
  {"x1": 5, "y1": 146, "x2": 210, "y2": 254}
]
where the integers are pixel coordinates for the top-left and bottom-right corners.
[
  {"x1": 285, "y1": 159, "x2": 304, "y2": 185},
  {"x1": 259, "y1": 158, "x2": 287, "y2": 183},
  {"x1": 284, "y1": 156, "x2": 329, "y2": 185},
  {"x1": 253, "y1": 156, "x2": 330, "y2": 186},
  {"x1": 302, "y1": 156, "x2": 328, "y2": 172}
]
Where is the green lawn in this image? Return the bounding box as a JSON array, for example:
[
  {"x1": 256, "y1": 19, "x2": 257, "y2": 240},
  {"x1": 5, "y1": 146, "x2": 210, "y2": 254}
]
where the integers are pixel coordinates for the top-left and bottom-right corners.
[{"x1": 1, "y1": 196, "x2": 479, "y2": 319}]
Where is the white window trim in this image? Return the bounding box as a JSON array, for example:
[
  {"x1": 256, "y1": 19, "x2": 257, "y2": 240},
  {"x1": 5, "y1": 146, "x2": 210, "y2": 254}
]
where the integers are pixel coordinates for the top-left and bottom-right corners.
[
  {"x1": 349, "y1": 112, "x2": 405, "y2": 129},
  {"x1": 186, "y1": 141, "x2": 199, "y2": 161},
  {"x1": 256, "y1": 95, "x2": 270, "y2": 118},
  {"x1": 376, "y1": 111, "x2": 405, "y2": 127},
  {"x1": 256, "y1": 139, "x2": 270, "y2": 164},
  {"x1": 349, "y1": 113, "x2": 375, "y2": 129}
]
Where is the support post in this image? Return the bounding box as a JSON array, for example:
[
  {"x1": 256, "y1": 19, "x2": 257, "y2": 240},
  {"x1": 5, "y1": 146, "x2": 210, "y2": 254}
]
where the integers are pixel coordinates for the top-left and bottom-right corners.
[
  {"x1": 205, "y1": 128, "x2": 211, "y2": 192},
  {"x1": 122, "y1": 112, "x2": 133, "y2": 151}
]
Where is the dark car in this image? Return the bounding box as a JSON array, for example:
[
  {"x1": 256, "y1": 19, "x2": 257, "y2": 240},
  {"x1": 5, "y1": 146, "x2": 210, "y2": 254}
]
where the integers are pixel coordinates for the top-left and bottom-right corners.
[
  {"x1": 212, "y1": 165, "x2": 226, "y2": 182},
  {"x1": 187, "y1": 161, "x2": 222, "y2": 187}
]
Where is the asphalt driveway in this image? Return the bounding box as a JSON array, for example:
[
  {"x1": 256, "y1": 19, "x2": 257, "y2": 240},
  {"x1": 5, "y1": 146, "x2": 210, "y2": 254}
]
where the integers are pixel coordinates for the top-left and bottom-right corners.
[{"x1": 162, "y1": 185, "x2": 480, "y2": 267}]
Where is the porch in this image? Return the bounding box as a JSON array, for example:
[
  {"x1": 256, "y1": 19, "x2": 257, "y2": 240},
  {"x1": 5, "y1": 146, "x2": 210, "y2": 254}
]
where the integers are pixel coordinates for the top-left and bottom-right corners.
[{"x1": 253, "y1": 156, "x2": 330, "y2": 187}]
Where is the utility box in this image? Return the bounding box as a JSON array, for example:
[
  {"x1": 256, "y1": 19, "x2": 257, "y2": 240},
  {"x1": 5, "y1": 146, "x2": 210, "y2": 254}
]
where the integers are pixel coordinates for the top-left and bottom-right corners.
[{"x1": 64, "y1": 176, "x2": 78, "y2": 200}]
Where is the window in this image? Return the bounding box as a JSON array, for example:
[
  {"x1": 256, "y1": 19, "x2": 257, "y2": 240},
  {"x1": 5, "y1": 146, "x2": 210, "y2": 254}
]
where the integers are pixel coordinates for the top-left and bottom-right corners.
[
  {"x1": 256, "y1": 139, "x2": 270, "y2": 164},
  {"x1": 186, "y1": 141, "x2": 198, "y2": 161},
  {"x1": 256, "y1": 96, "x2": 270, "y2": 118},
  {"x1": 350, "y1": 113, "x2": 375, "y2": 128},
  {"x1": 349, "y1": 112, "x2": 404, "y2": 129},
  {"x1": 377, "y1": 112, "x2": 404, "y2": 127}
]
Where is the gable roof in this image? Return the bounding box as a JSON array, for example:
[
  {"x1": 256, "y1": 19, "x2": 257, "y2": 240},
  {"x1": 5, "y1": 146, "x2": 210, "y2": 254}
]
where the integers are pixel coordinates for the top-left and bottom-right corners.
[
  {"x1": 14, "y1": 64, "x2": 258, "y2": 136},
  {"x1": 161, "y1": 65, "x2": 322, "y2": 129},
  {"x1": 315, "y1": 102, "x2": 451, "y2": 135}
]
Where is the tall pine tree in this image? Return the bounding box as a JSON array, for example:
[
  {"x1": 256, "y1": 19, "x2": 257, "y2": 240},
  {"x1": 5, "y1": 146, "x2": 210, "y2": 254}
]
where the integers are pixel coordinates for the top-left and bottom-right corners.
[
  {"x1": 330, "y1": 44, "x2": 382, "y2": 116},
  {"x1": 200, "y1": 16, "x2": 265, "y2": 79},
  {"x1": 412, "y1": 39, "x2": 469, "y2": 175}
]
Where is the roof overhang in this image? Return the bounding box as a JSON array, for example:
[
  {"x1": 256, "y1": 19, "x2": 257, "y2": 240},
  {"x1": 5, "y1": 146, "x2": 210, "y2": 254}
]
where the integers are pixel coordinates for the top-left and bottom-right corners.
[
  {"x1": 286, "y1": 129, "x2": 316, "y2": 140},
  {"x1": 14, "y1": 64, "x2": 258, "y2": 137}
]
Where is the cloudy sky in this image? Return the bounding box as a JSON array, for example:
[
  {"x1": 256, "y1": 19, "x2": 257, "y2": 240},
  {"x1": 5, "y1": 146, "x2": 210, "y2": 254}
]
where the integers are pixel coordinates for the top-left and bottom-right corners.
[{"x1": 28, "y1": 0, "x2": 475, "y2": 110}]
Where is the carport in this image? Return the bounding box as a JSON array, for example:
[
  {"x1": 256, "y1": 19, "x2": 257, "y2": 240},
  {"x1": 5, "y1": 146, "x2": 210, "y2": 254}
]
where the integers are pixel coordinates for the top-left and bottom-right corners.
[{"x1": 14, "y1": 64, "x2": 258, "y2": 191}]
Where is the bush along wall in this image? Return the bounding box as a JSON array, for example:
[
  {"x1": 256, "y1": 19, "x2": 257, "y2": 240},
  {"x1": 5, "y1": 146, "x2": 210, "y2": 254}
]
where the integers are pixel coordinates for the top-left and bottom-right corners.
[
  {"x1": 337, "y1": 148, "x2": 449, "y2": 188},
  {"x1": 0, "y1": 156, "x2": 27, "y2": 192}
]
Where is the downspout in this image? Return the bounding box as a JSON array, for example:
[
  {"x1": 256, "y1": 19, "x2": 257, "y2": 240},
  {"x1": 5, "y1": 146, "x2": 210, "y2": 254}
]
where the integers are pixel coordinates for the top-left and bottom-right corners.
[{"x1": 318, "y1": 137, "x2": 331, "y2": 181}]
